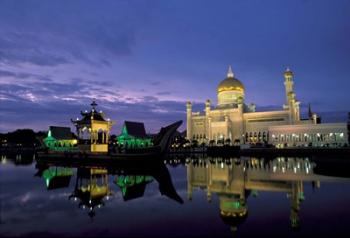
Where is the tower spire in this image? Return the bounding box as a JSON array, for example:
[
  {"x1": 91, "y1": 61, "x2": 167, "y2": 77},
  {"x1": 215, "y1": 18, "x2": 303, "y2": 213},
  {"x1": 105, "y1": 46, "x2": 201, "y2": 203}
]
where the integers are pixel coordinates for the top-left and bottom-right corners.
[
  {"x1": 227, "y1": 65, "x2": 234, "y2": 78},
  {"x1": 91, "y1": 99, "x2": 97, "y2": 111},
  {"x1": 308, "y1": 103, "x2": 313, "y2": 119}
]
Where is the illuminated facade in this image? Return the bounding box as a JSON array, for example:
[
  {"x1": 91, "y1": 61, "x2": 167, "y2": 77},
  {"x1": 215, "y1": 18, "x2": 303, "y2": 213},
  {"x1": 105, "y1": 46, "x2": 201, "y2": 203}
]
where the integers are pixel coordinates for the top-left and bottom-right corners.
[
  {"x1": 186, "y1": 66, "x2": 348, "y2": 147},
  {"x1": 43, "y1": 126, "x2": 77, "y2": 151},
  {"x1": 72, "y1": 100, "x2": 114, "y2": 153},
  {"x1": 117, "y1": 121, "x2": 153, "y2": 149}
]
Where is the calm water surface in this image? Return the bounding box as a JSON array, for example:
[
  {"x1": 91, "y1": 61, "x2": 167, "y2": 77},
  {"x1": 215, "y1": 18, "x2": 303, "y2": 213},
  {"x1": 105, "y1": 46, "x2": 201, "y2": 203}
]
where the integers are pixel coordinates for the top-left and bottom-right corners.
[{"x1": 1, "y1": 154, "x2": 350, "y2": 237}]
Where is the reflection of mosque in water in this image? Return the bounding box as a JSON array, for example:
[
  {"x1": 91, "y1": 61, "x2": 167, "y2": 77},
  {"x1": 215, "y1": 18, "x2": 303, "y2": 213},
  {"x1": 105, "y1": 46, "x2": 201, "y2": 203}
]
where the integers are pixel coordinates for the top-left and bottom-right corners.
[{"x1": 187, "y1": 157, "x2": 321, "y2": 233}]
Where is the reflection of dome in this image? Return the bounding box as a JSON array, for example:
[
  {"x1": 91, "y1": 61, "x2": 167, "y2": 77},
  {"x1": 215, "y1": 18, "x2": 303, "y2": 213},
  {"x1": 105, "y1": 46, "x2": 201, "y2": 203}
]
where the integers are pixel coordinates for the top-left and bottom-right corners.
[
  {"x1": 219, "y1": 194, "x2": 248, "y2": 223},
  {"x1": 220, "y1": 209, "x2": 248, "y2": 235},
  {"x1": 217, "y1": 66, "x2": 244, "y2": 93},
  {"x1": 220, "y1": 210, "x2": 248, "y2": 227},
  {"x1": 217, "y1": 66, "x2": 245, "y2": 107}
]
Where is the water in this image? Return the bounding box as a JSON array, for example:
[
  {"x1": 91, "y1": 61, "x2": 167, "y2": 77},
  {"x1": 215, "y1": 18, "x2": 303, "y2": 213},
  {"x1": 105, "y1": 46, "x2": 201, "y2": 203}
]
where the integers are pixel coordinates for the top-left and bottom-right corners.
[{"x1": 1, "y1": 154, "x2": 350, "y2": 237}]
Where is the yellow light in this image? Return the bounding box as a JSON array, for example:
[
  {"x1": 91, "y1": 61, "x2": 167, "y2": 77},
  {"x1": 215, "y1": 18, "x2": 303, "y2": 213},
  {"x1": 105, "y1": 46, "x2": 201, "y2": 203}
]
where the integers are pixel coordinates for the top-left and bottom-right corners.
[{"x1": 218, "y1": 86, "x2": 244, "y2": 93}]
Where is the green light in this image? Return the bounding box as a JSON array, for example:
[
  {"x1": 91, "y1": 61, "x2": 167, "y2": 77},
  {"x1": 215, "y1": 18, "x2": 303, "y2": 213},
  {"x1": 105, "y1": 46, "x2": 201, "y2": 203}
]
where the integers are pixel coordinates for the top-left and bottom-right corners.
[
  {"x1": 223, "y1": 200, "x2": 241, "y2": 209},
  {"x1": 43, "y1": 167, "x2": 73, "y2": 188},
  {"x1": 115, "y1": 175, "x2": 153, "y2": 194},
  {"x1": 122, "y1": 126, "x2": 128, "y2": 135},
  {"x1": 299, "y1": 192, "x2": 305, "y2": 200},
  {"x1": 46, "y1": 178, "x2": 50, "y2": 187}
]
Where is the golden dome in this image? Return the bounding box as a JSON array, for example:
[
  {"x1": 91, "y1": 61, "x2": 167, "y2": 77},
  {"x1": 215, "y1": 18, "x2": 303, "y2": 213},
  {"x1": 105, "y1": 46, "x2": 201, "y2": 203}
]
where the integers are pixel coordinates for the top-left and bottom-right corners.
[
  {"x1": 284, "y1": 67, "x2": 293, "y2": 77},
  {"x1": 217, "y1": 66, "x2": 244, "y2": 93}
]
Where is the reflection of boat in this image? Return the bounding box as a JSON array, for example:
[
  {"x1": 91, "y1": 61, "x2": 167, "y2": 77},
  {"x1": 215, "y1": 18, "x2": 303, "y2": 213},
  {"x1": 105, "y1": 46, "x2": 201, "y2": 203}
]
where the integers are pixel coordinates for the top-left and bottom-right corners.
[
  {"x1": 69, "y1": 168, "x2": 112, "y2": 218},
  {"x1": 37, "y1": 120, "x2": 182, "y2": 163},
  {"x1": 35, "y1": 158, "x2": 183, "y2": 217},
  {"x1": 115, "y1": 175, "x2": 153, "y2": 201},
  {"x1": 34, "y1": 166, "x2": 73, "y2": 190}
]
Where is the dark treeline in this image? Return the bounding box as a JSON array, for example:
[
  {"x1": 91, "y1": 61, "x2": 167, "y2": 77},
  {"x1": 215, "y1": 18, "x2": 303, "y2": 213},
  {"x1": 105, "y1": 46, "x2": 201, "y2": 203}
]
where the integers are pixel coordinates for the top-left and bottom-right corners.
[{"x1": 0, "y1": 129, "x2": 47, "y2": 147}]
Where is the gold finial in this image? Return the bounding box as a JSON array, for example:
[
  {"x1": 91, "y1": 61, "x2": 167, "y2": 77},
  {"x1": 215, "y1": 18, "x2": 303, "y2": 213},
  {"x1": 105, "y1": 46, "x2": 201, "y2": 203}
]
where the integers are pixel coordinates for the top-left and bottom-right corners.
[{"x1": 227, "y1": 65, "x2": 234, "y2": 78}]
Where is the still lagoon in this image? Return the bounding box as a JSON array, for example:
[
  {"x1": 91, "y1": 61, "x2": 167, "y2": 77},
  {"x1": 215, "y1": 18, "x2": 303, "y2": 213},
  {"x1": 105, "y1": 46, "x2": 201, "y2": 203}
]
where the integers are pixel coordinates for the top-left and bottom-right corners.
[{"x1": 1, "y1": 154, "x2": 350, "y2": 237}]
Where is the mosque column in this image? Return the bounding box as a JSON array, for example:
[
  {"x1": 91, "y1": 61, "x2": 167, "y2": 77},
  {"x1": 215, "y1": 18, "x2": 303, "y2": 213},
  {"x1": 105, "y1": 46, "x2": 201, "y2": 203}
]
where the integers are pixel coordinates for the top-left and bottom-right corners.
[
  {"x1": 93, "y1": 130, "x2": 97, "y2": 144},
  {"x1": 224, "y1": 115, "x2": 229, "y2": 139},
  {"x1": 205, "y1": 100, "x2": 211, "y2": 143},
  {"x1": 90, "y1": 130, "x2": 94, "y2": 144},
  {"x1": 208, "y1": 117, "x2": 212, "y2": 141},
  {"x1": 238, "y1": 101, "x2": 244, "y2": 143},
  {"x1": 106, "y1": 131, "x2": 110, "y2": 144},
  {"x1": 186, "y1": 102, "x2": 192, "y2": 141}
]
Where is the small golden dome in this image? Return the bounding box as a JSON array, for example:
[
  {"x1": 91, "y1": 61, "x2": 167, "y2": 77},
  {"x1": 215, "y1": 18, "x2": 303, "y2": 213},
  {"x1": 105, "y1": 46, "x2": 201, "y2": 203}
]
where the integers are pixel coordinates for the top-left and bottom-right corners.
[{"x1": 284, "y1": 67, "x2": 293, "y2": 77}]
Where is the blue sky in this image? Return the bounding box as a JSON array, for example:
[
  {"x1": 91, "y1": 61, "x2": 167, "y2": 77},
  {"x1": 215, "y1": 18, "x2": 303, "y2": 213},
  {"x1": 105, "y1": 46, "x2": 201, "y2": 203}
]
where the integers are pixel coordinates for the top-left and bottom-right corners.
[{"x1": 0, "y1": 0, "x2": 349, "y2": 133}]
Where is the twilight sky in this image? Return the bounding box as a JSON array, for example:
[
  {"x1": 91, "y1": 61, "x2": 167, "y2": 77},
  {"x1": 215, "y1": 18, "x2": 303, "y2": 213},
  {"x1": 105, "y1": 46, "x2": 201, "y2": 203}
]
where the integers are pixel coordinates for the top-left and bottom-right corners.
[{"x1": 0, "y1": 0, "x2": 349, "y2": 134}]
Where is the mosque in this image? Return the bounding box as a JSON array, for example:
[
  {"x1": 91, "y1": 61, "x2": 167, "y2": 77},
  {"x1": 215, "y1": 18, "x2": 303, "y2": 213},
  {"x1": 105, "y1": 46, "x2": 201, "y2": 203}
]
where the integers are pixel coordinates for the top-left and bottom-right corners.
[{"x1": 186, "y1": 66, "x2": 348, "y2": 147}]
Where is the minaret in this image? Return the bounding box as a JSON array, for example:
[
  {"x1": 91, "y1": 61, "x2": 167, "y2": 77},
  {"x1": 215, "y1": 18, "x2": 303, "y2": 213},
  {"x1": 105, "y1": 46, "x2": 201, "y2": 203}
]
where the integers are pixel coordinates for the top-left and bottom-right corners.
[
  {"x1": 308, "y1": 103, "x2": 313, "y2": 119},
  {"x1": 284, "y1": 67, "x2": 294, "y2": 108},
  {"x1": 205, "y1": 100, "x2": 211, "y2": 143},
  {"x1": 186, "y1": 101, "x2": 192, "y2": 141},
  {"x1": 308, "y1": 103, "x2": 318, "y2": 124},
  {"x1": 283, "y1": 67, "x2": 300, "y2": 123},
  {"x1": 205, "y1": 99, "x2": 211, "y2": 115}
]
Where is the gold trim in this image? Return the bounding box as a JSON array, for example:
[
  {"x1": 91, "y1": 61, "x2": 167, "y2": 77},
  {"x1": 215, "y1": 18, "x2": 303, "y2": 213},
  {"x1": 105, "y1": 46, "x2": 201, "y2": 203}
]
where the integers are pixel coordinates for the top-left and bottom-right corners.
[{"x1": 218, "y1": 86, "x2": 244, "y2": 93}]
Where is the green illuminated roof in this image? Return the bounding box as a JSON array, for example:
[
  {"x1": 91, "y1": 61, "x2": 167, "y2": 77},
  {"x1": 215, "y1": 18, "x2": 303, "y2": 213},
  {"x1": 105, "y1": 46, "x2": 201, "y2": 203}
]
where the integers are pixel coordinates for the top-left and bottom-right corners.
[
  {"x1": 121, "y1": 121, "x2": 147, "y2": 138},
  {"x1": 115, "y1": 175, "x2": 153, "y2": 201},
  {"x1": 48, "y1": 126, "x2": 75, "y2": 140}
]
